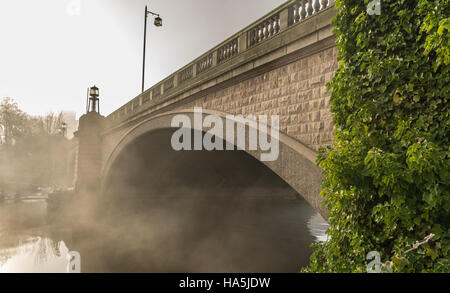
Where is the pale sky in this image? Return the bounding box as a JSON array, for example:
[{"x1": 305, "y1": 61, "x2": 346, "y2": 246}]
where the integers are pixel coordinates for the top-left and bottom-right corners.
[{"x1": 0, "y1": 0, "x2": 286, "y2": 118}]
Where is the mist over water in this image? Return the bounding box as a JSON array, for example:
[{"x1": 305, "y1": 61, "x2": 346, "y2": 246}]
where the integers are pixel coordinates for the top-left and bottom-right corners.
[
  {"x1": 0, "y1": 198, "x2": 327, "y2": 273},
  {"x1": 99, "y1": 195, "x2": 318, "y2": 272},
  {"x1": 0, "y1": 128, "x2": 329, "y2": 272},
  {"x1": 0, "y1": 200, "x2": 69, "y2": 273}
]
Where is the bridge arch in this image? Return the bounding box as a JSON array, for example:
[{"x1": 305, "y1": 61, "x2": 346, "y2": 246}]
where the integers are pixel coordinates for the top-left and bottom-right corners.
[{"x1": 101, "y1": 109, "x2": 325, "y2": 217}]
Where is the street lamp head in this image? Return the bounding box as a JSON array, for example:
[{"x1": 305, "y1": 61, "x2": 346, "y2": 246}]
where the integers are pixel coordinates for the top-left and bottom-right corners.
[
  {"x1": 154, "y1": 16, "x2": 163, "y2": 27},
  {"x1": 59, "y1": 122, "x2": 68, "y2": 137},
  {"x1": 89, "y1": 85, "x2": 99, "y2": 98}
]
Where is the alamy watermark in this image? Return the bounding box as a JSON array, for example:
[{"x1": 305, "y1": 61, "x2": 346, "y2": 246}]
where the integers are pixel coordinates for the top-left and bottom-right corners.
[
  {"x1": 366, "y1": 251, "x2": 382, "y2": 273},
  {"x1": 367, "y1": 0, "x2": 381, "y2": 16},
  {"x1": 170, "y1": 108, "x2": 280, "y2": 162},
  {"x1": 366, "y1": 233, "x2": 435, "y2": 273},
  {"x1": 66, "y1": 251, "x2": 81, "y2": 273}
]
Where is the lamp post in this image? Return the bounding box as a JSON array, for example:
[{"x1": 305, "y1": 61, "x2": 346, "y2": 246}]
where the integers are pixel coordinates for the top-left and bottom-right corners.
[
  {"x1": 60, "y1": 122, "x2": 67, "y2": 138},
  {"x1": 76, "y1": 86, "x2": 105, "y2": 194},
  {"x1": 87, "y1": 85, "x2": 100, "y2": 114},
  {"x1": 142, "y1": 5, "x2": 163, "y2": 93}
]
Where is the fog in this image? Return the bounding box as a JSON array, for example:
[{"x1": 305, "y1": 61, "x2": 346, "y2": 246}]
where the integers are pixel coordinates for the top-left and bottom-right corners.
[
  {"x1": 0, "y1": 127, "x2": 327, "y2": 273},
  {"x1": 81, "y1": 129, "x2": 321, "y2": 273}
]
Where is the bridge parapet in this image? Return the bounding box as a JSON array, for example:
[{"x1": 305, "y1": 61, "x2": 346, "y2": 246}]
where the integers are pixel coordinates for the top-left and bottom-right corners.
[{"x1": 107, "y1": 0, "x2": 336, "y2": 128}]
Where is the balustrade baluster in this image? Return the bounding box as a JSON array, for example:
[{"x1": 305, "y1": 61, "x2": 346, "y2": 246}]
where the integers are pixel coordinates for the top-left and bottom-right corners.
[
  {"x1": 314, "y1": 0, "x2": 320, "y2": 13},
  {"x1": 264, "y1": 21, "x2": 269, "y2": 39},
  {"x1": 307, "y1": 0, "x2": 313, "y2": 16},
  {"x1": 269, "y1": 18, "x2": 275, "y2": 36},
  {"x1": 320, "y1": 0, "x2": 328, "y2": 8},
  {"x1": 258, "y1": 25, "x2": 263, "y2": 42},
  {"x1": 300, "y1": 0, "x2": 307, "y2": 19},
  {"x1": 260, "y1": 24, "x2": 264, "y2": 40},
  {"x1": 288, "y1": 5, "x2": 295, "y2": 26},
  {"x1": 295, "y1": 0, "x2": 301, "y2": 22},
  {"x1": 275, "y1": 15, "x2": 280, "y2": 32}
]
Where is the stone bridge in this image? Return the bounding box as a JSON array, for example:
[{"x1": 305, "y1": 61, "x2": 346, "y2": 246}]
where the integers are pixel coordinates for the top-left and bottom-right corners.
[{"x1": 75, "y1": 0, "x2": 338, "y2": 218}]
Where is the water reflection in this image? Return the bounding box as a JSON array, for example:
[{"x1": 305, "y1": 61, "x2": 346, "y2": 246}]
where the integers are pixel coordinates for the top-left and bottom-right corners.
[
  {"x1": 0, "y1": 200, "x2": 63, "y2": 272},
  {"x1": 308, "y1": 213, "x2": 329, "y2": 243},
  {"x1": 0, "y1": 198, "x2": 328, "y2": 273},
  {"x1": 0, "y1": 237, "x2": 69, "y2": 273}
]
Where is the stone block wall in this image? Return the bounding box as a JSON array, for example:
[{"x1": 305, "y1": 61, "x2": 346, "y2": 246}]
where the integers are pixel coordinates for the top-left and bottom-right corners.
[{"x1": 176, "y1": 46, "x2": 338, "y2": 151}]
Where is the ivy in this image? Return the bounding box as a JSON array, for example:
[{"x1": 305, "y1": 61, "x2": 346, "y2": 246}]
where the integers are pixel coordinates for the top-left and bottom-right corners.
[{"x1": 304, "y1": 0, "x2": 450, "y2": 273}]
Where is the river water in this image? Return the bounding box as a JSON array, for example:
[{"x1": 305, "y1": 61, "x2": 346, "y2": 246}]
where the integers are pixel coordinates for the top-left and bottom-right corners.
[{"x1": 0, "y1": 197, "x2": 328, "y2": 273}]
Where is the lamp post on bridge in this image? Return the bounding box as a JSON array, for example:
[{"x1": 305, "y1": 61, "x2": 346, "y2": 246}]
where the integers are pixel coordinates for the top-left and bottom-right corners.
[
  {"x1": 142, "y1": 5, "x2": 163, "y2": 93},
  {"x1": 75, "y1": 85, "x2": 106, "y2": 195},
  {"x1": 87, "y1": 85, "x2": 100, "y2": 114}
]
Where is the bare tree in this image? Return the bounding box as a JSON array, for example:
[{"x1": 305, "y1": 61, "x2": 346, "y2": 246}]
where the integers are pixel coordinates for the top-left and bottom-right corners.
[
  {"x1": 40, "y1": 112, "x2": 65, "y2": 136},
  {"x1": 0, "y1": 97, "x2": 29, "y2": 145}
]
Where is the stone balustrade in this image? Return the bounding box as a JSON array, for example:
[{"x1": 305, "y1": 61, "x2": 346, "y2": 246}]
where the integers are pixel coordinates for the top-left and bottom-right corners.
[
  {"x1": 152, "y1": 84, "x2": 161, "y2": 98},
  {"x1": 247, "y1": 14, "x2": 280, "y2": 48},
  {"x1": 289, "y1": 0, "x2": 329, "y2": 25},
  {"x1": 164, "y1": 76, "x2": 175, "y2": 91},
  {"x1": 108, "y1": 0, "x2": 335, "y2": 126},
  {"x1": 217, "y1": 38, "x2": 238, "y2": 64},
  {"x1": 197, "y1": 52, "x2": 214, "y2": 73},
  {"x1": 178, "y1": 66, "x2": 194, "y2": 84}
]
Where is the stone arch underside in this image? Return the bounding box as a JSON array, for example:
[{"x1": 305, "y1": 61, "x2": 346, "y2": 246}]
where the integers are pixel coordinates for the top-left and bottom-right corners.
[{"x1": 101, "y1": 109, "x2": 326, "y2": 218}]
